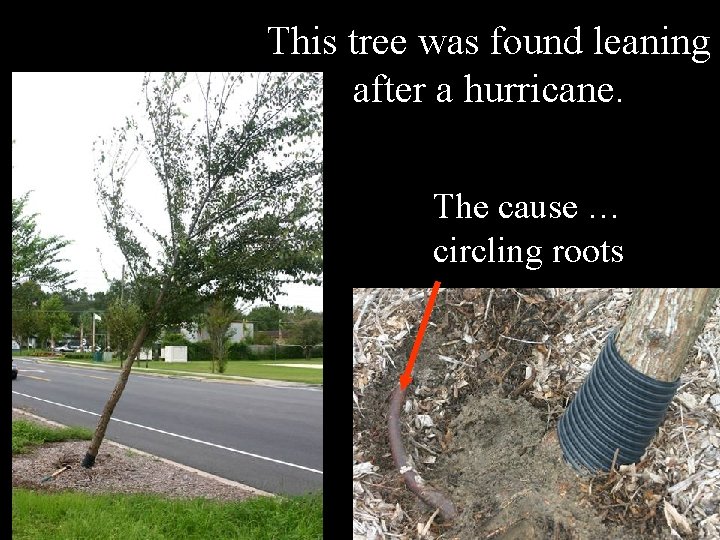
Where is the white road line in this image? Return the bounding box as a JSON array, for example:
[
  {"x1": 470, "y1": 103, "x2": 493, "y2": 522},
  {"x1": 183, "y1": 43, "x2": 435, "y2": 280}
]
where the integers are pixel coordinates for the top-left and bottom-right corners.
[{"x1": 12, "y1": 391, "x2": 323, "y2": 475}]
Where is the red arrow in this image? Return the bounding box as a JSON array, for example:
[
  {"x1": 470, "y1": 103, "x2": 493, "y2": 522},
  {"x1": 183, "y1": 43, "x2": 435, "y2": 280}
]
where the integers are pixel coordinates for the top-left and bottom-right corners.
[{"x1": 399, "y1": 281, "x2": 442, "y2": 390}]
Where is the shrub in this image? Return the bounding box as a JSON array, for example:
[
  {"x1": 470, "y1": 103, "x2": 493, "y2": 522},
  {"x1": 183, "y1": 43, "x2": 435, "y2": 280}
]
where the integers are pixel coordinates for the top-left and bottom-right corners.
[
  {"x1": 228, "y1": 342, "x2": 251, "y2": 360},
  {"x1": 187, "y1": 341, "x2": 212, "y2": 360},
  {"x1": 252, "y1": 332, "x2": 275, "y2": 345},
  {"x1": 275, "y1": 345, "x2": 304, "y2": 360},
  {"x1": 158, "y1": 339, "x2": 215, "y2": 360},
  {"x1": 63, "y1": 353, "x2": 94, "y2": 360},
  {"x1": 162, "y1": 333, "x2": 190, "y2": 346},
  {"x1": 29, "y1": 350, "x2": 57, "y2": 357},
  {"x1": 245, "y1": 344, "x2": 307, "y2": 360}
]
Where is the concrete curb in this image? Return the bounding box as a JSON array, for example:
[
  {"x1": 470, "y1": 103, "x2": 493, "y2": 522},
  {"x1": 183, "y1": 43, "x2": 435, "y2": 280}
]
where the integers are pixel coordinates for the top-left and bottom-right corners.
[{"x1": 12, "y1": 407, "x2": 275, "y2": 498}]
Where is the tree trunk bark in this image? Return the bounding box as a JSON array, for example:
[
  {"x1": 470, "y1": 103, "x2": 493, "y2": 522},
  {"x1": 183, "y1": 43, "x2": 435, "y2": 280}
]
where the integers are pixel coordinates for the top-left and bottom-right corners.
[
  {"x1": 556, "y1": 287, "x2": 720, "y2": 473},
  {"x1": 616, "y1": 288, "x2": 719, "y2": 381},
  {"x1": 82, "y1": 289, "x2": 166, "y2": 468}
]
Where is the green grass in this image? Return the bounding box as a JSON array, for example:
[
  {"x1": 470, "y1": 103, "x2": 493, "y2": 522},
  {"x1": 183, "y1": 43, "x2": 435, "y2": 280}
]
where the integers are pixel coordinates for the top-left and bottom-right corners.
[
  {"x1": 136, "y1": 360, "x2": 323, "y2": 384},
  {"x1": 11, "y1": 420, "x2": 322, "y2": 537},
  {"x1": 45, "y1": 358, "x2": 323, "y2": 384},
  {"x1": 12, "y1": 421, "x2": 92, "y2": 454},
  {"x1": 12, "y1": 489, "x2": 323, "y2": 539}
]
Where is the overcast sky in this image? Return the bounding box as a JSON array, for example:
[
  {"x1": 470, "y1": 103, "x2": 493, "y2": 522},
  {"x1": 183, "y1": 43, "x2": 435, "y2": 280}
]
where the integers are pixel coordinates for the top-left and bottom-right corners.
[{"x1": 12, "y1": 72, "x2": 322, "y2": 313}]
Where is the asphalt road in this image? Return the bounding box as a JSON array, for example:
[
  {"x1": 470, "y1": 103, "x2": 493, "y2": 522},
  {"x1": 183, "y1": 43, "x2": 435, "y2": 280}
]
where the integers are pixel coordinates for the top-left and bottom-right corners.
[{"x1": 11, "y1": 357, "x2": 322, "y2": 495}]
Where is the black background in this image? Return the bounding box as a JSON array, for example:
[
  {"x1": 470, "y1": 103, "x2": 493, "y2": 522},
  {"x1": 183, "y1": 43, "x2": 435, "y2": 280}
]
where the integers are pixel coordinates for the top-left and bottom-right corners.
[
  {"x1": 313, "y1": 19, "x2": 714, "y2": 538},
  {"x1": 320, "y1": 21, "x2": 714, "y2": 285}
]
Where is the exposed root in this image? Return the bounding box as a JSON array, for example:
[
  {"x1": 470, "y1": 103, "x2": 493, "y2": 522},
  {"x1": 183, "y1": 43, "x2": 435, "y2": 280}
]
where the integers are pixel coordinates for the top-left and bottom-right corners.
[{"x1": 387, "y1": 383, "x2": 457, "y2": 522}]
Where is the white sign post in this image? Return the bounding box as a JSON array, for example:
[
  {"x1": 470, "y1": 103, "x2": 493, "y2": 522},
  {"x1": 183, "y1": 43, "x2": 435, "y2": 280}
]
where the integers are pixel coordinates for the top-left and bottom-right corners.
[{"x1": 92, "y1": 313, "x2": 102, "y2": 354}]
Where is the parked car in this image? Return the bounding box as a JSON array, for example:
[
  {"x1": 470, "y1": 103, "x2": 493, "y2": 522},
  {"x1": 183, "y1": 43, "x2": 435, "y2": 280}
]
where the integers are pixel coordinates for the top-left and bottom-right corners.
[
  {"x1": 12, "y1": 361, "x2": 18, "y2": 379},
  {"x1": 54, "y1": 344, "x2": 74, "y2": 353}
]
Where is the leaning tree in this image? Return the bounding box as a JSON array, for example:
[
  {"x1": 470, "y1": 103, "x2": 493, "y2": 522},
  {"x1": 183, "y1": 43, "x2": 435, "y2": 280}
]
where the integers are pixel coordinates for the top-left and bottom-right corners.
[{"x1": 82, "y1": 72, "x2": 323, "y2": 467}]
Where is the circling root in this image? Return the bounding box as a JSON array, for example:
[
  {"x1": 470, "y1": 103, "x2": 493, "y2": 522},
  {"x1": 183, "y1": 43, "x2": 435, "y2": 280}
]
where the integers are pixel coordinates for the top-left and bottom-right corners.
[{"x1": 387, "y1": 383, "x2": 457, "y2": 522}]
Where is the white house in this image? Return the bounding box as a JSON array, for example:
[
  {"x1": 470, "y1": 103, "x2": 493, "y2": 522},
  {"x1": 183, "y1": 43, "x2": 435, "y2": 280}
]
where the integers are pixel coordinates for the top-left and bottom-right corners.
[{"x1": 181, "y1": 321, "x2": 254, "y2": 343}]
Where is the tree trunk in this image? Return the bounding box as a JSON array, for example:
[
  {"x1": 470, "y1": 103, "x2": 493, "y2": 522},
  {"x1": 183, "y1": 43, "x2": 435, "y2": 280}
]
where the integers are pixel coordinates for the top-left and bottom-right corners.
[
  {"x1": 616, "y1": 288, "x2": 720, "y2": 381},
  {"x1": 556, "y1": 288, "x2": 719, "y2": 472},
  {"x1": 82, "y1": 290, "x2": 166, "y2": 468}
]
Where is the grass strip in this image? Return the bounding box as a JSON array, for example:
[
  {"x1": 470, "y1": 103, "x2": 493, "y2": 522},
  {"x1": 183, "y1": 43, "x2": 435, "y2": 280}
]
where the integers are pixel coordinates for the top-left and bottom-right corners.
[
  {"x1": 12, "y1": 421, "x2": 93, "y2": 454},
  {"x1": 12, "y1": 489, "x2": 322, "y2": 540}
]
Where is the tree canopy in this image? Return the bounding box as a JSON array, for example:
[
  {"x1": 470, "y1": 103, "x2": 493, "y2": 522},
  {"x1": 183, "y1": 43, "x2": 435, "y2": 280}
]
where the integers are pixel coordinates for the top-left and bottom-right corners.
[
  {"x1": 287, "y1": 317, "x2": 323, "y2": 360},
  {"x1": 246, "y1": 305, "x2": 289, "y2": 331},
  {"x1": 37, "y1": 294, "x2": 73, "y2": 349},
  {"x1": 12, "y1": 280, "x2": 43, "y2": 347},
  {"x1": 202, "y1": 299, "x2": 236, "y2": 373},
  {"x1": 94, "y1": 72, "x2": 323, "y2": 329},
  {"x1": 104, "y1": 300, "x2": 144, "y2": 361},
  {"x1": 12, "y1": 193, "x2": 73, "y2": 290}
]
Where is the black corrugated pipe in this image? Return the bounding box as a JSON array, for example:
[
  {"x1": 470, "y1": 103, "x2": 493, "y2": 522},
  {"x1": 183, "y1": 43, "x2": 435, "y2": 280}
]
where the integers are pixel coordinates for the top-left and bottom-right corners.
[{"x1": 557, "y1": 330, "x2": 680, "y2": 473}]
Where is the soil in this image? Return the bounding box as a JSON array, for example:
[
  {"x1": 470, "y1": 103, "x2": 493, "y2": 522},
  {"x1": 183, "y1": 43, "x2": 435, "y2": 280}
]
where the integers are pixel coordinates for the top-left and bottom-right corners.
[
  {"x1": 353, "y1": 288, "x2": 698, "y2": 539},
  {"x1": 436, "y1": 393, "x2": 636, "y2": 539},
  {"x1": 358, "y1": 359, "x2": 644, "y2": 540},
  {"x1": 12, "y1": 408, "x2": 266, "y2": 501}
]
